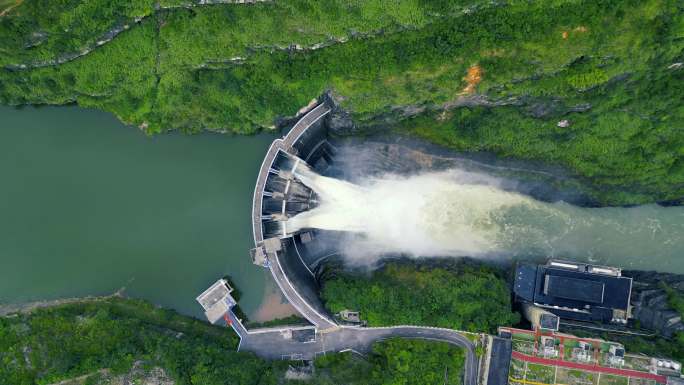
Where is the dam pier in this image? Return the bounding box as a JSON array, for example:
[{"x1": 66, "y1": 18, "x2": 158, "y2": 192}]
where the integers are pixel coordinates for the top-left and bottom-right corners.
[{"x1": 197, "y1": 98, "x2": 483, "y2": 385}]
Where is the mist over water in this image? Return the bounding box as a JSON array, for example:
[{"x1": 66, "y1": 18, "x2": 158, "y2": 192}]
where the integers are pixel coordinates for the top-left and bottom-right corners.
[{"x1": 286, "y1": 167, "x2": 684, "y2": 266}]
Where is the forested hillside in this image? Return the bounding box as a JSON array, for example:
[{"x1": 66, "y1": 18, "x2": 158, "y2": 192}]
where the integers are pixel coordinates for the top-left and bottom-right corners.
[
  {"x1": 320, "y1": 260, "x2": 520, "y2": 332},
  {"x1": 0, "y1": 297, "x2": 466, "y2": 385},
  {"x1": 1, "y1": 0, "x2": 682, "y2": 204}
]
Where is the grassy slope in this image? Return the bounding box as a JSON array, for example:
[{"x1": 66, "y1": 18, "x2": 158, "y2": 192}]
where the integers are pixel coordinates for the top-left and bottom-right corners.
[
  {"x1": 0, "y1": 0, "x2": 682, "y2": 204},
  {"x1": 0, "y1": 297, "x2": 466, "y2": 385}
]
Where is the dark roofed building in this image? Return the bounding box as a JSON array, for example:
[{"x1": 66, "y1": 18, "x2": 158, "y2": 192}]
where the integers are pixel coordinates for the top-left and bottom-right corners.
[
  {"x1": 544, "y1": 275, "x2": 605, "y2": 303},
  {"x1": 514, "y1": 260, "x2": 632, "y2": 325},
  {"x1": 514, "y1": 263, "x2": 537, "y2": 302}
]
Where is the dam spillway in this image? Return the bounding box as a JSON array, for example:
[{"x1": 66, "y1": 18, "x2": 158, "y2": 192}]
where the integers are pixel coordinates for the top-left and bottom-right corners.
[{"x1": 284, "y1": 167, "x2": 684, "y2": 265}]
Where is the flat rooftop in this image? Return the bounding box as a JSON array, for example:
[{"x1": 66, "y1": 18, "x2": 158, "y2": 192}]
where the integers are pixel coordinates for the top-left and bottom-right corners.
[
  {"x1": 196, "y1": 279, "x2": 236, "y2": 324},
  {"x1": 544, "y1": 274, "x2": 605, "y2": 304},
  {"x1": 535, "y1": 266, "x2": 631, "y2": 311},
  {"x1": 514, "y1": 261, "x2": 633, "y2": 323}
]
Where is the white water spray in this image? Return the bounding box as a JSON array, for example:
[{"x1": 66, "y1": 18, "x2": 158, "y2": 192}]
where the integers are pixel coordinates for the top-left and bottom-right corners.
[{"x1": 287, "y1": 168, "x2": 684, "y2": 266}]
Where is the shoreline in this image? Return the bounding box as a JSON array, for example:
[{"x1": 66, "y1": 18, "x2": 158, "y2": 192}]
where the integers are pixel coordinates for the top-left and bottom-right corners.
[{"x1": 0, "y1": 287, "x2": 126, "y2": 317}]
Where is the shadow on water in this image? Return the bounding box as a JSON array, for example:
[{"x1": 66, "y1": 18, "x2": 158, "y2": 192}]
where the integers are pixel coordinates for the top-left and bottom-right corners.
[{"x1": 328, "y1": 135, "x2": 601, "y2": 207}]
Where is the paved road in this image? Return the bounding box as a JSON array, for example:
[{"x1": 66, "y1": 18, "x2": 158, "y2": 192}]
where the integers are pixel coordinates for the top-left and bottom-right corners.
[
  {"x1": 351, "y1": 327, "x2": 479, "y2": 385},
  {"x1": 238, "y1": 324, "x2": 478, "y2": 385}
]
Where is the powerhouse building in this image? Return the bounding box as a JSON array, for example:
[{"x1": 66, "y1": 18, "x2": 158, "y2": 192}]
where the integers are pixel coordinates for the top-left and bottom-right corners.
[{"x1": 514, "y1": 260, "x2": 633, "y2": 325}]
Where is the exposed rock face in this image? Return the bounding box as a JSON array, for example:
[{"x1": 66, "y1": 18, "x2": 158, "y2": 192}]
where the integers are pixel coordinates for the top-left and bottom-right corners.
[
  {"x1": 324, "y1": 91, "x2": 358, "y2": 136},
  {"x1": 327, "y1": 108, "x2": 356, "y2": 136},
  {"x1": 6, "y1": 18, "x2": 147, "y2": 71},
  {"x1": 568, "y1": 103, "x2": 592, "y2": 113},
  {"x1": 628, "y1": 270, "x2": 684, "y2": 338},
  {"x1": 329, "y1": 91, "x2": 593, "y2": 136},
  {"x1": 632, "y1": 289, "x2": 684, "y2": 338},
  {"x1": 524, "y1": 98, "x2": 564, "y2": 118},
  {"x1": 521, "y1": 97, "x2": 592, "y2": 119}
]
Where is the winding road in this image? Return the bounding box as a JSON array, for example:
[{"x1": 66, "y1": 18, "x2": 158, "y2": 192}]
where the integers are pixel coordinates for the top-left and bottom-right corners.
[{"x1": 231, "y1": 313, "x2": 479, "y2": 385}]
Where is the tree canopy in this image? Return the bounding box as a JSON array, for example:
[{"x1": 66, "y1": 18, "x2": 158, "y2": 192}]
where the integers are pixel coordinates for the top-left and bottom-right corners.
[
  {"x1": 1, "y1": 0, "x2": 682, "y2": 204},
  {"x1": 321, "y1": 260, "x2": 520, "y2": 333}
]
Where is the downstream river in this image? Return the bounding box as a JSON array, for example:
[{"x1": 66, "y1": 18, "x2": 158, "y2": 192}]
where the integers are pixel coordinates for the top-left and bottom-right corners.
[{"x1": 0, "y1": 106, "x2": 275, "y2": 318}]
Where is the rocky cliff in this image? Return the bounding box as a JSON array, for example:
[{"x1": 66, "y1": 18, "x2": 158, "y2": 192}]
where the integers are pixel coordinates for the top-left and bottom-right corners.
[{"x1": 628, "y1": 271, "x2": 684, "y2": 338}]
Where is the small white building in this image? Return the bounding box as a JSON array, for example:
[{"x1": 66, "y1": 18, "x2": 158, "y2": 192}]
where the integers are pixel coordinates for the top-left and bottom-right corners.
[
  {"x1": 608, "y1": 344, "x2": 625, "y2": 367},
  {"x1": 541, "y1": 336, "x2": 558, "y2": 358},
  {"x1": 576, "y1": 341, "x2": 593, "y2": 362},
  {"x1": 196, "y1": 279, "x2": 237, "y2": 324}
]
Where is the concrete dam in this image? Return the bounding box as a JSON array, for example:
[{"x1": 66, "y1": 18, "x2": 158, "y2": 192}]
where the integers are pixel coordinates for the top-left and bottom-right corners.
[
  {"x1": 250, "y1": 101, "x2": 342, "y2": 328},
  {"x1": 241, "y1": 100, "x2": 480, "y2": 385}
]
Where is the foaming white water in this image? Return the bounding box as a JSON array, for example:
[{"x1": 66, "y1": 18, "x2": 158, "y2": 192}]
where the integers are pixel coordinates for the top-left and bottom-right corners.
[{"x1": 287, "y1": 168, "x2": 684, "y2": 265}]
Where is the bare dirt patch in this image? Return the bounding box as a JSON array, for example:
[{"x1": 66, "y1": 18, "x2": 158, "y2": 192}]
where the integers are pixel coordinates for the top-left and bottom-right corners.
[
  {"x1": 0, "y1": 0, "x2": 23, "y2": 17},
  {"x1": 562, "y1": 25, "x2": 588, "y2": 39},
  {"x1": 253, "y1": 283, "x2": 297, "y2": 322},
  {"x1": 460, "y1": 64, "x2": 483, "y2": 95}
]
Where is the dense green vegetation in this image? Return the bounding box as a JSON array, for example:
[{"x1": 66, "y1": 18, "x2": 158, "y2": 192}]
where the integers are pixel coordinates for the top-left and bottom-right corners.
[
  {"x1": 312, "y1": 338, "x2": 464, "y2": 385},
  {"x1": 1, "y1": 0, "x2": 682, "y2": 204},
  {"x1": 0, "y1": 297, "x2": 283, "y2": 385},
  {"x1": 0, "y1": 297, "x2": 466, "y2": 385},
  {"x1": 320, "y1": 260, "x2": 519, "y2": 332}
]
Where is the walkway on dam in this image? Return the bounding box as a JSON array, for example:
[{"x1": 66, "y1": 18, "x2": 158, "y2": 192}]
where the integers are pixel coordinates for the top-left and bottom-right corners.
[
  {"x1": 252, "y1": 102, "x2": 331, "y2": 244},
  {"x1": 251, "y1": 101, "x2": 337, "y2": 330},
  {"x1": 268, "y1": 248, "x2": 337, "y2": 329}
]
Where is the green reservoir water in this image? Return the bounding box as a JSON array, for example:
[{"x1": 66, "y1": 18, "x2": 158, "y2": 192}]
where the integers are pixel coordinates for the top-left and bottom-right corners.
[{"x1": 0, "y1": 106, "x2": 275, "y2": 318}]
